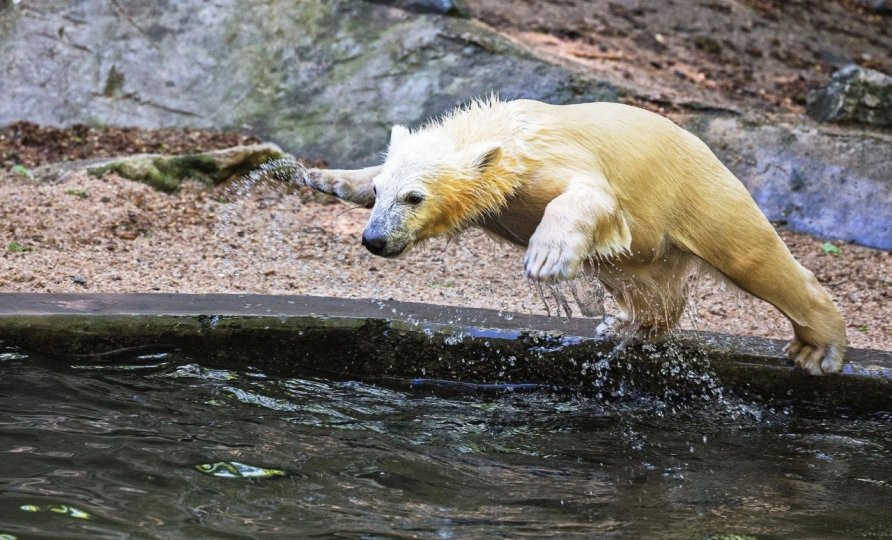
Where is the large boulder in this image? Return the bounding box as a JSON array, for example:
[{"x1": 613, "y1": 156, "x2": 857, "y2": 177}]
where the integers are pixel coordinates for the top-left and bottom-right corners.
[
  {"x1": 806, "y1": 65, "x2": 892, "y2": 128},
  {"x1": 0, "y1": 0, "x2": 612, "y2": 168},
  {"x1": 366, "y1": 0, "x2": 470, "y2": 17},
  {"x1": 856, "y1": 0, "x2": 891, "y2": 14},
  {"x1": 688, "y1": 115, "x2": 892, "y2": 250}
]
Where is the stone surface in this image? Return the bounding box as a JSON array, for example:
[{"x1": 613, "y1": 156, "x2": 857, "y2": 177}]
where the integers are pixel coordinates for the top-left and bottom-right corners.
[
  {"x1": 806, "y1": 65, "x2": 892, "y2": 127},
  {"x1": 857, "y1": 0, "x2": 891, "y2": 14},
  {"x1": 367, "y1": 0, "x2": 470, "y2": 17},
  {"x1": 83, "y1": 143, "x2": 286, "y2": 192},
  {"x1": 0, "y1": 0, "x2": 612, "y2": 168},
  {"x1": 688, "y1": 115, "x2": 892, "y2": 250}
]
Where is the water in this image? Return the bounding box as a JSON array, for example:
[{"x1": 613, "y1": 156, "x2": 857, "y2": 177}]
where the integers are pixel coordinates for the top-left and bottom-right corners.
[{"x1": 1, "y1": 349, "x2": 890, "y2": 539}]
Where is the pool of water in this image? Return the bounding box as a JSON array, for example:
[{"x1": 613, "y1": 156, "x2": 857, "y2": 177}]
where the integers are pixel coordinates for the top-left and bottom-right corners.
[{"x1": 0, "y1": 346, "x2": 890, "y2": 539}]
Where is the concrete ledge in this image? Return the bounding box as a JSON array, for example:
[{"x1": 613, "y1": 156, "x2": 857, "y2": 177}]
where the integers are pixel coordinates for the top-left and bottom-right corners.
[{"x1": 0, "y1": 293, "x2": 889, "y2": 412}]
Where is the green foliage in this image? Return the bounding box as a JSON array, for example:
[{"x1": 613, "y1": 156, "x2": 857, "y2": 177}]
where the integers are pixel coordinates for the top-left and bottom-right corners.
[
  {"x1": 11, "y1": 164, "x2": 33, "y2": 178},
  {"x1": 65, "y1": 188, "x2": 89, "y2": 199},
  {"x1": 821, "y1": 242, "x2": 842, "y2": 256},
  {"x1": 7, "y1": 241, "x2": 28, "y2": 253}
]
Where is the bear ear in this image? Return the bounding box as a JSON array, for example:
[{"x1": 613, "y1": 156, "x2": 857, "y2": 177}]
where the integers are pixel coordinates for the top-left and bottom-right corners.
[
  {"x1": 389, "y1": 125, "x2": 410, "y2": 148},
  {"x1": 470, "y1": 144, "x2": 502, "y2": 173}
]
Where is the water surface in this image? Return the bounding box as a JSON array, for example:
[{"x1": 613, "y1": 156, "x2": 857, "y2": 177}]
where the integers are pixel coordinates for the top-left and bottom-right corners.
[{"x1": 0, "y1": 347, "x2": 889, "y2": 538}]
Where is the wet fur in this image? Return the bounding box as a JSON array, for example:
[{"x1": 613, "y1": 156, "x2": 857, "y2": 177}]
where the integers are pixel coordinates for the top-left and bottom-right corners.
[{"x1": 301, "y1": 98, "x2": 847, "y2": 375}]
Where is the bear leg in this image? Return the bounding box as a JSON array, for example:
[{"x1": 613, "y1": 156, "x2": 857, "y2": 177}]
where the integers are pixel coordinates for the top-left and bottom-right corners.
[
  {"x1": 592, "y1": 251, "x2": 692, "y2": 340},
  {"x1": 301, "y1": 165, "x2": 382, "y2": 208},
  {"x1": 677, "y1": 220, "x2": 846, "y2": 375},
  {"x1": 524, "y1": 174, "x2": 631, "y2": 283}
]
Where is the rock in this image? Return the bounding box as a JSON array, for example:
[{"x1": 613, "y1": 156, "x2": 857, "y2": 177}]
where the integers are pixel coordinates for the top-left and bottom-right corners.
[
  {"x1": 816, "y1": 49, "x2": 854, "y2": 69},
  {"x1": 856, "y1": 0, "x2": 891, "y2": 14},
  {"x1": 72, "y1": 275, "x2": 87, "y2": 286},
  {"x1": 366, "y1": 0, "x2": 469, "y2": 17},
  {"x1": 687, "y1": 115, "x2": 892, "y2": 250},
  {"x1": 0, "y1": 0, "x2": 613, "y2": 168},
  {"x1": 692, "y1": 35, "x2": 722, "y2": 55},
  {"x1": 83, "y1": 143, "x2": 286, "y2": 192},
  {"x1": 806, "y1": 65, "x2": 892, "y2": 127}
]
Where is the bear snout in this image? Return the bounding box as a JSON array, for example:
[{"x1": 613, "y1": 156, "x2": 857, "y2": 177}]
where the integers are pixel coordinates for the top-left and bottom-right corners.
[{"x1": 361, "y1": 230, "x2": 388, "y2": 256}]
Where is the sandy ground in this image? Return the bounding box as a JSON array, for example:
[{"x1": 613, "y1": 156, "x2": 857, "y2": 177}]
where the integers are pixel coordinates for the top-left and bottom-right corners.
[
  {"x1": 468, "y1": 0, "x2": 892, "y2": 115},
  {"x1": 1, "y1": 171, "x2": 888, "y2": 351}
]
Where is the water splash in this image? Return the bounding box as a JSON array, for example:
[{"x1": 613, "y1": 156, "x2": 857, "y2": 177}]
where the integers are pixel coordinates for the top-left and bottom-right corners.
[
  {"x1": 531, "y1": 281, "x2": 576, "y2": 318},
  {"x1": 232, "y1": 157, "x2": 306, "y2": 194},
  {"x1": 214, "y1": 157, "x2": 311, "y2": 285},
  {"x1": 569, "y1": 276, "x2": 606, "y2": 317}
]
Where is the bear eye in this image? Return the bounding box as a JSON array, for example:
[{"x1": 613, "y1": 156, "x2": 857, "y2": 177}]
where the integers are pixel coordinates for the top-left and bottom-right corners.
[{"x1": 403, "y1": 192, "x2": 425, "y2": 205}]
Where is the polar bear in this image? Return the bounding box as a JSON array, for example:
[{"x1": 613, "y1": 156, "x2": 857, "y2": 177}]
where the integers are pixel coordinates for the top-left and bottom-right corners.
[{"x1": 299, "y1": 98, "x2": 846, "y2": 375}]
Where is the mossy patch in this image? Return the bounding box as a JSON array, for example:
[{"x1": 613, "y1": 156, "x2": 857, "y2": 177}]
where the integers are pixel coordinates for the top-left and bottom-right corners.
[
  {"x1": 103, "y1": 65, "x2": 125, "y2": 98},
  {"x1": 87, "y1": 158, "x2": 187, "y2": 192},
  {"x1": 86, "y1": 145, "x2": 286, "y2": 192}
]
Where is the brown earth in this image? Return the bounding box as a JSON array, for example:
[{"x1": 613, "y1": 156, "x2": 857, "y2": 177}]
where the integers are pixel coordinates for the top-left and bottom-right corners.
[
  {"x1": 467, "y1": 0, "x2": 892, "y2": 115},
  {"x1": 0, "y1": 160, "x2": 888, "y2": 351},
  {"x1": 0, "y1": 122, "x2": 262, "y2": 170}
]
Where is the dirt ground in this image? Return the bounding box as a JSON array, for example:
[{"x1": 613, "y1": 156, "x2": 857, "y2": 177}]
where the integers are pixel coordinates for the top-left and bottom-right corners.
[
  {"x1": 467, "y1": 0, "x2": 892, "y2": 115},
  {"x1": 0, "y1": 122, "x2": 262, "y2": 170}
]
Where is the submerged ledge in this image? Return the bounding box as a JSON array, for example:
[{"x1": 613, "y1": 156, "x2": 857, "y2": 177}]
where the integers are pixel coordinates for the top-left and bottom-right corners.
[{"x1": 0, "y1": 293, "x2": 889, "y2": 412}]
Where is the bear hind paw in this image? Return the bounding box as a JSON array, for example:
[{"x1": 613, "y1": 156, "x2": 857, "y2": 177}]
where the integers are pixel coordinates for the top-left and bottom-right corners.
[
  {"x1": 594, "y1": 315, "x2": 649, "y2": 342},
  {"x1": 783, "y1": 339, "x2": 843, "y2": 375}
]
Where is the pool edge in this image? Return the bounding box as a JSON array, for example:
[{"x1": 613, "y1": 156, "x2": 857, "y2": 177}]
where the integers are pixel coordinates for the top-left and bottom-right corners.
[{"x1": 0, "y1": 293, "x2": 889, "y2": 412}]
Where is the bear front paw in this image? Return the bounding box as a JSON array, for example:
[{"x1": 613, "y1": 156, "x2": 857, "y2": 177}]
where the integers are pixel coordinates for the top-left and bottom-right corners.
[
  {"x1": 783, "y1": 339, "x2": 843, "y2": 375},
  {"x1": 524, "y1": 231, "x2": 589, "y2": 283},
  {"x1": 302, "y1": 170, "x2": 347, "y2": 198}
]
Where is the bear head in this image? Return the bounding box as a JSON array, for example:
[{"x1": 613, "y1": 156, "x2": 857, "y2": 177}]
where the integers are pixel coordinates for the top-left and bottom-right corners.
[{"x1": 361, "y1": 124, "x2": 511, "y2": 258}]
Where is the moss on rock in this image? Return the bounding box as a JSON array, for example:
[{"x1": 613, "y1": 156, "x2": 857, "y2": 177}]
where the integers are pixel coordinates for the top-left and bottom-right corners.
[{"x1": 86, "y1": 143, "x2": 286, "y2": 192}]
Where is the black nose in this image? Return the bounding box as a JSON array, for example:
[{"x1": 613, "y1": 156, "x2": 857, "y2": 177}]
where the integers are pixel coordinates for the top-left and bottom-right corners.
[{"x1": 361, "y1": 231, "x2": 387, "y2": 255}]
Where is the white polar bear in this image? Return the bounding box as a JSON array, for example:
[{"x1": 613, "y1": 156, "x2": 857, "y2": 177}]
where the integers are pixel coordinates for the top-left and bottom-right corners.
[{"x1": 300, "y1": 98, "x2": 847, "y2": 375}]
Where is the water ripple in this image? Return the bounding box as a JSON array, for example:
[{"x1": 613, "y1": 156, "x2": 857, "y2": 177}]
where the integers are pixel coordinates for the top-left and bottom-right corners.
[{"x1": 0, "y1": 350, "x2": 889, "y2": 538}]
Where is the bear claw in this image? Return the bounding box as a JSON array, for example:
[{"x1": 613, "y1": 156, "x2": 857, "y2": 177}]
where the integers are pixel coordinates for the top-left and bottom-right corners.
[
  {"x1": 523, "y1": 233, "x2": 589, "y2": 283},
  {"x1": 784, "y1": 339, "x2": 842, "y2": 375},
  {"x1": 301, "y1": 170, "x2": 345, "y2": 198}
]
